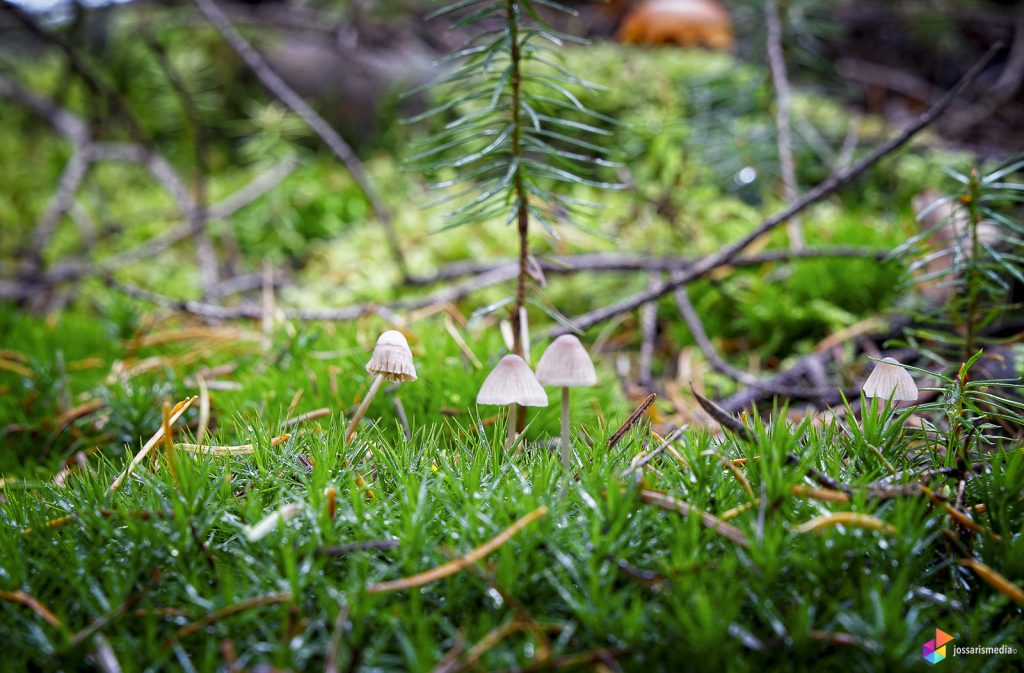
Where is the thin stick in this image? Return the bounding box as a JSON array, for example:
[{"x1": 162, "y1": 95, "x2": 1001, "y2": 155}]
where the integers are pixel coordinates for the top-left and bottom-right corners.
[
  {"x1": 196, "y1": 377, "x2": 211, "y2": 445},
  {"x1": 108, "y1": 396, "x2": 197, "y2": 494},
  {"x1": 0, "y1": 590, "x2": 62, "y2": 629},
  {"x1": 622, "y1": 426, "x2": 687, "y2": 477},
  {"x1": 192, "y1": 0, "x2": 407, "y2": 278},
  {"x1": 608, "y1": 393, "x2": 656, "y2": 449},
  {"x1": 346, "y1": 376, "x2": 383, "y2": 442},
  {"x1": 262, "y1": 260, "x2": 274, "y2": 353},
  {"x1": 324, "y1": 604, "x2": 350, "y2": 673},
  {"x1": 959, "y1": 558, "x2": 1024, "y2": 606},
  {"x1": 367, "y1": 507, "x2": 548, "y2": 593},
  {"x1": 408, "y1": 248, "x2": 888, "y2": 286},
  {"x1": 165, "y1": 592, "x2": 293, "y2": 645},
  {"x1": 176, "y1": 433, "x2": 290, "y2": 456},
  {"x1": 640, "y1": 490, "x2": 749, "y2": 548},
  {"x1": 550, "y1": 45, "x2": 1000, "y2": 337},
  {"x1": 98, "y1": 248, "x2": 887, "y2": 324},
  {"x1": 765, "y1": 0, "x2": 803, "y2": 249},
  {"x1": 638, "y1": 272, "x2": 660, "y2": 387},
  {"x1": 393, "y1": 397, "x2": 412, "y2": 441}
]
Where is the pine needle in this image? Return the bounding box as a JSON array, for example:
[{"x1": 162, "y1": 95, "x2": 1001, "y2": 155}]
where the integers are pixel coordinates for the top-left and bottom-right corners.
[{"x1": 368, "y1": 507, "x2": 548, "y2": 593}]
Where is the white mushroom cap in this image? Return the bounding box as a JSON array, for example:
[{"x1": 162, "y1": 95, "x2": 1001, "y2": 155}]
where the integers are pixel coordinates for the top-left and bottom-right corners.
[
  {"x1": 535, "y1": 335, "x2": 597, "y2": 388},
  {"x1": 862, "y1": 357, "x2": 918, "y2": 402},
  {"x1": 476, "y1": 354, "x2": 548, "y2": 407},
  {"x1": 366, "y1": 330, "x2": 417, "y2": 382}
]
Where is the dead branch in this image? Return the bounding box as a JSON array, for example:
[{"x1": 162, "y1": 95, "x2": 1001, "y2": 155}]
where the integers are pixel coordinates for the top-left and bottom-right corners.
[
  {"x1": 637, "y1": 272, "x2": 661, "y2": 388},
  {"x1": 674, "y1": 286, "x2": 837, "y2": 400},
  {"x1": 192, "y1": 0, "x2": 408, "y2": 278},
  {"x1": 549, "y1": 45, "x2": 1000, "y2": 338},
  {"x1": 147, "y1": 35, "x2": 218, "y2": 297},
  {"x1": 408, "y1": 247, "x2": 890, "y2": 286},
  {"x1": 765, "y1": 0, "x2": 803, "y2": 249}
]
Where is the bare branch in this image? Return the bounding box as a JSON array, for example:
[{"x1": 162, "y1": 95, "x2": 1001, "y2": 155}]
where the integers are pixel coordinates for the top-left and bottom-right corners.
[
  {"x1": 0, "y1": 71, "x2": 89, "y2": 143},
  {"x1": 409, "y1": 248, "x2": 890, "y2": 285},
  {"x1": 192, "y1": 0, "x2": 408, "y2": 278},
  {"x1": 765, "y1": 0, "x2": 803, "y2": 250},
  {"x1": 637, "y1": 272, "x2": 660, "y2": 388},
  {"x1": 147, "y1": 35, "x2": 218, "y2": 296},
  {"x1": 549, "y1": 45, "x2": 1001, "y2": 338},
  {"x1": 674, "y1": 286, "x2": 835, "y2": 400}
]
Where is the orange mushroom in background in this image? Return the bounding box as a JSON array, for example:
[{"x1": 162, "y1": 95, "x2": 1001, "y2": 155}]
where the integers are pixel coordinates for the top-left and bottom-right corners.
[{"x1": 616, "y1": 0, "x2": 734, "y2": 51}]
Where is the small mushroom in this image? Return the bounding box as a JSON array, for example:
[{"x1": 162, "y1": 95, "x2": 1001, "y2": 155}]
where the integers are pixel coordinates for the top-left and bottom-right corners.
[
  {"x1": 477, "y1": 354, "x2": 548, "y2": 448},
  {"x1": 862, "y1": 357, "x2": 918, "y2": 404},
  {"x1": 535, "y1": 335, "x2": 597, "y2": 471},
  {"x1": 346, "y1": 331, "x2": 417, "y2": 442}
]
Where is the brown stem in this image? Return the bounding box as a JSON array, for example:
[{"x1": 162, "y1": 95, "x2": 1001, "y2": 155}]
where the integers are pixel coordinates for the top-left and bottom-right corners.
[
  {"x1": 507, "y1": 0, "x2": 529, "y2": 358},
  {"x1": 550, "y1": 45, "x2": 1001, "y2": 337}
]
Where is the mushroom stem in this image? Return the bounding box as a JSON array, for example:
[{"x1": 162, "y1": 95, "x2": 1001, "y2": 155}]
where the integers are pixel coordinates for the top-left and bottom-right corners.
[
  {"x1": 506, "y1": 403, "x2": 518, "y2": 449},
  {"x1": 560, "y1": 387, "x2": 570, "y2": 471},
  {"x1": 346, "y1": 374, "x2": 384, "y2": 442}
]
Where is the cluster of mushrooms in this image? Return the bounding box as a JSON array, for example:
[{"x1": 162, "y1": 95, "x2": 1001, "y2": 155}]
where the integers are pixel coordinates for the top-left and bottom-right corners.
[
  {"x1": 346, "y1": 331, "x2": 596, "y2": 470},
  {"x1": 345, "y1": 330, "x2": 919, "y2": 470}
]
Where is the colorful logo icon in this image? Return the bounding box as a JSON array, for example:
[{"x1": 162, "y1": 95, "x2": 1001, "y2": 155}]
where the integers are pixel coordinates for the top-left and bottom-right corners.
[{"x1": 922, "y1": 629, "x2": 954, "y2": 664}]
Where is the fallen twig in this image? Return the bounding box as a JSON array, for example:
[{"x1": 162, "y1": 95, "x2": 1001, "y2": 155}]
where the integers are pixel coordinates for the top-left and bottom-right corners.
[
  {"x1": 959, "y1": 558, "x2": 1024, "y2": 606},
  {"x1": 550, "y1": 45, "x2": 1000, "y2": 337},
  {"x1": 0, "y1": 590, "x2": 62, "y2": 629},
  {"x1": 791, "y1": 512, "x2": 896, "y2": 535},
  {"x1": 766, "y1": 0, "x2": 803, "y2": 249},
  {"x1": 108, "y1": 396, "x2": 197, "y2": 494},
  {"x1": 640, "y1": 490, "x2": 749, "y2": 548},
  {"x1": 367, "y1": 507, "x2": 548, "y2": 593},
  {"x1": 164, "y1": 592, "x2": 293, "y2": 646},
  {"x1": 176, "y1": 433, "x2": 290, "y2": 456},
  {"x1": 193, "y1": 0, "x2": 407, "y2": 278},
  {"x1": 622, "y1": 426, "x2": 687, "y2": 477},
  {"x1": 607, "y1": 393, "x2": 656, "y2": 449}
]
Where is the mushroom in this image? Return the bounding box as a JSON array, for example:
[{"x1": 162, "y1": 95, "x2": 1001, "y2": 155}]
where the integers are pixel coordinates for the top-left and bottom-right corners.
[
  {"x1": 477, "y1": 354, "x2": 548, "y2": 448},
  {"x1": 346, "y1": 330, "x2": 417, "y2": 442},
  {"x1": 862, "y1": 357, "x2": 918, "y2": 404},
  {"x1": 535, "y1": 335, "x2": 597, "y2": 471}
]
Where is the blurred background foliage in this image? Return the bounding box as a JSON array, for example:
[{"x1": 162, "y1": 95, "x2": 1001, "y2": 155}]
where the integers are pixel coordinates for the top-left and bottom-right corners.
[{"x1": 1, "y1": 0, "x2": 1022, "y2": 462}]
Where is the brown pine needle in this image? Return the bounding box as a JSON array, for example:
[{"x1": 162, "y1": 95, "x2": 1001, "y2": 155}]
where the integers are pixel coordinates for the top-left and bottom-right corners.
[
  {"x1": 165, "y1": 592, "x2": 293, "y2": 646},
  {"x1": 959, "y1": 558, "x2": 1024, "y2": 606},
  {"x1": 443, "y1": 315, "x2": 482, "y2": 369},
  {"x1": 719, "y1": 502, "x2": 755, "y2": 521},
  {"x1": 608, "y1": 393, "x2": 656, "y2": 449},
  {"x1": 640, "y1": 490, "x2": 749, "y2": 547},
  {"x1": 944, "y1": 504, "x2": 1002, "y2": 542},
  {"x1": 367, "y1": 507, "x2": 548, "y2": 594},
  {"x1": 52, "y1": 398, "x2": 106, "y2": 435},
  {"x1": 0, "y1": 590, "x2": 62, "y2": 629},
  {"x1": 921, "y1": 486, "x2": 1002, "y2": 541},
  {"x1": 286, "y1": 389, "x2": 304, "y2": 419},
  {"x1": 108, "y1": 396, "x2": 198, "y2": 495},
  {"x1": 791, "y1": 485, "x2": 850, "y2": 503},
  {"x1": 176, "y1": 433, "x2": 290, "y2": 456},
  {"x1": 0, "y1": 359, "x2": 34, "y2": 378},
  {"x1": 791, "y1": 512, "x2": 896, "y2": 535},
  {"x1": 707, "y1": 449, "x2": 754, "y2": 500},
  {"x1": 196, "y1": 377, "x2": 211, "y2": 445}
]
